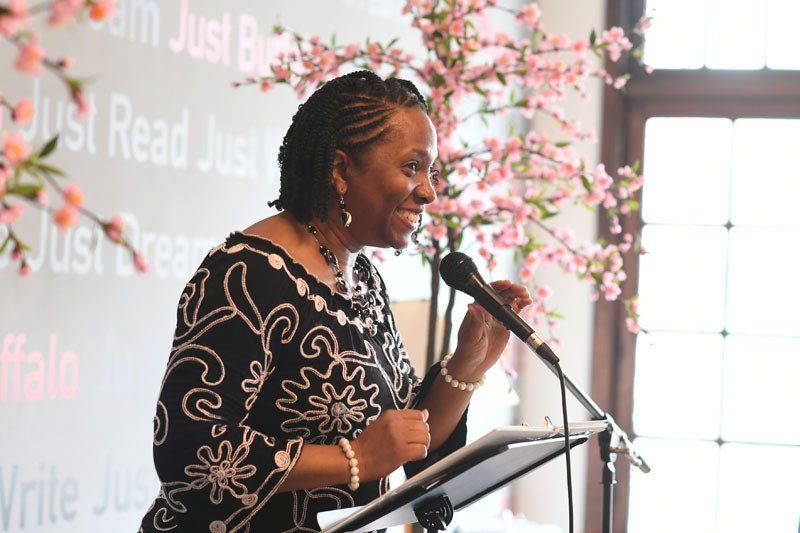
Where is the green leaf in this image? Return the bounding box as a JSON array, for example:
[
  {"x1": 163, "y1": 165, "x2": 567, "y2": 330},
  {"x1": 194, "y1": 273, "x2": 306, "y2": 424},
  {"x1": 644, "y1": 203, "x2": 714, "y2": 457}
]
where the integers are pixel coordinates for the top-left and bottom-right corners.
[
  {"x1": 497, "y1": 71, "x2": 507, "y2": 85},
  {"x1": 555, "y1": 141, "x2": 571, "y2": 148},
  {"x1": 9, "y1": 184, "x2": 41, "y2": 197},
  {"x1": 589, "y1": 29, "x2": 597, "y2": 46},
  {"x1": 0, "y1": 235, "x2": 11, "y2": 255},
  {"x1": 36, "y1": 163, "x2": 66, "y2": 177},
  {"x1": 39, "y1": 135, "x2": 59, "y2": 159},
  {"x1": 11, "y1": 166, "x2": 21, "y2": 187}
]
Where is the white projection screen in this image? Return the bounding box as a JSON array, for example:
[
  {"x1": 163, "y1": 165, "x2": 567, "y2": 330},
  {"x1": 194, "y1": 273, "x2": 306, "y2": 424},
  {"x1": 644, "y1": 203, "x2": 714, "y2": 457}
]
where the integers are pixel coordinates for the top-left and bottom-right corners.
[{"x1": 0, "y1": 1, "x2": 430, "y2": 530}]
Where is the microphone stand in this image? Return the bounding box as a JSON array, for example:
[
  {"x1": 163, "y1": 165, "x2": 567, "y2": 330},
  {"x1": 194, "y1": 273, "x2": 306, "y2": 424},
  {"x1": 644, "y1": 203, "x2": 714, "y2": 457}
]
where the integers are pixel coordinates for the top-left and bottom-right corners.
[
  {"x1": 523, "y1": 343, "x2": 650, "y2": 533},
  {"x1": 436, "y1": 251, "x2": 649, "y2": 532}
]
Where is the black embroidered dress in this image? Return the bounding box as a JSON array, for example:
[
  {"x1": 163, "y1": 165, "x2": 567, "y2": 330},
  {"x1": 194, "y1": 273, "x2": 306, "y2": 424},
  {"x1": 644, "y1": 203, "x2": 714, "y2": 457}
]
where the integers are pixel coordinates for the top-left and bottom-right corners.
[{"x1": 138, "y1": 231, "x2": 466, "y2": 533}]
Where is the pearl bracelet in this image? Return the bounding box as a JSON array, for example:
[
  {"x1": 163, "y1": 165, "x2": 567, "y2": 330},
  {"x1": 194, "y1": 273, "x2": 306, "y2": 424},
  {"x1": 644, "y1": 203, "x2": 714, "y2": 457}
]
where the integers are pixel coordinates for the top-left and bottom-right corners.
[
  {"x1": 337, "y1": 437, "x2": 360, "y2": 491},
  {"x1": 440, "y1": 353, "x2": 485, "y2": 391}
]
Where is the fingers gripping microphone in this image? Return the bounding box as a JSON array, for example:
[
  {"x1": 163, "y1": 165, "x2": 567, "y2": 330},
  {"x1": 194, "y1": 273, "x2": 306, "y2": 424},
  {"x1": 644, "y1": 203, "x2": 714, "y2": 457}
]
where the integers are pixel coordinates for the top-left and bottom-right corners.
[{"x1": 439, "y1": 252, "x2": 560, "y2": 366}]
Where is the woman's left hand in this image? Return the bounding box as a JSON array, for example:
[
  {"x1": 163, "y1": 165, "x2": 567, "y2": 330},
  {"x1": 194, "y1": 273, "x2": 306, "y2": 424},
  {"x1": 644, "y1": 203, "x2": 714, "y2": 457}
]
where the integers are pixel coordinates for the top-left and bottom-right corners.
[{"x1": 447, "y1": 280, "x2": 533, "y2": 381}]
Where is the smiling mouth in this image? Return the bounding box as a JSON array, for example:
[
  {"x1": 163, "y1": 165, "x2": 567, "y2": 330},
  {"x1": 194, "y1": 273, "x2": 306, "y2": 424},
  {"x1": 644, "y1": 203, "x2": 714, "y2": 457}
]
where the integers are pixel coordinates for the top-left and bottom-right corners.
[{"x1": 396, "y1": 208, "x2": 421, "y2": 228}]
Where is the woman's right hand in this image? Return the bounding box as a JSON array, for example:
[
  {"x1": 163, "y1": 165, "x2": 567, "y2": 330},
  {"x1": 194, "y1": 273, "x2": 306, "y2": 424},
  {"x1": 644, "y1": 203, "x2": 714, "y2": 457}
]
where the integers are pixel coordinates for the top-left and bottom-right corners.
[{"x1": 351, "y1": 409, "x2": 430, "y2": 481}]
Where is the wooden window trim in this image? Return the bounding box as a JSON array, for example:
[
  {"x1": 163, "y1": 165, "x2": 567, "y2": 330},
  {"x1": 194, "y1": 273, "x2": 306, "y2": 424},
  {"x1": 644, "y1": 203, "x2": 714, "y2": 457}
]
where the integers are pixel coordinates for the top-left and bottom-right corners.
[{"x1": 586, "y1": 2, "x2": 800, "y2": 532}]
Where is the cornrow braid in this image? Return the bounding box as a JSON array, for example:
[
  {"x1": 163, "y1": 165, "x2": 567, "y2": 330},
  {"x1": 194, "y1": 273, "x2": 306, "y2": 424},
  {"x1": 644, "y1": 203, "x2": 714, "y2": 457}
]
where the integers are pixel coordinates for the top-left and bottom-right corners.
[{"x1": 268, "y1": 70, "x2": 429, "y2": 222}]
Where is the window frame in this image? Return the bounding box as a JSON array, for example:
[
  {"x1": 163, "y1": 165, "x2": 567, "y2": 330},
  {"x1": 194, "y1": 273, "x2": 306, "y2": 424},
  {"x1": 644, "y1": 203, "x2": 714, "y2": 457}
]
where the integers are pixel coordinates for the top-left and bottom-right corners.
[{"x1": 587, "y1": 1, "x2": 800, "y2": 531}]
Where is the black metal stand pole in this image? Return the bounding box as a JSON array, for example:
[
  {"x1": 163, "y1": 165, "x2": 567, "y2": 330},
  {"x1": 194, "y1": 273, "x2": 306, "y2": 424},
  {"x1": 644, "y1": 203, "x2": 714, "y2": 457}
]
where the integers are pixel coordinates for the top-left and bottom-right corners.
[
  {"x1": 598, "y1": 424, "x2": 617, "y2": 533},
  {"x1": 522, "y1": 346, "x2": 647, "y2": 533}
]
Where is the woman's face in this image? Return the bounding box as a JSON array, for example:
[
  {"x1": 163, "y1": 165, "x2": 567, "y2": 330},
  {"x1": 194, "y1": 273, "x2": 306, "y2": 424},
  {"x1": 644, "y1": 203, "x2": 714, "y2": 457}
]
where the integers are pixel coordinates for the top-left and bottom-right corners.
[{"x1": 340, "y1": 106, "x2": 438, "y2": 250}]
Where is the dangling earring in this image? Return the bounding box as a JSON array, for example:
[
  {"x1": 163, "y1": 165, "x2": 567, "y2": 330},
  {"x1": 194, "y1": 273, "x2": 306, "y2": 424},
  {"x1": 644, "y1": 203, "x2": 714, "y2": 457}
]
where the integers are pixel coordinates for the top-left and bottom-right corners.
[
  {"x1": 411, "y1": 213, "x2": 423, "y2": 245},
  {"x1": 339, "y1": 193, "x2": 352, "y2": 228},
  {"x1": 394, "y1": 249, "x2": 403, "y2": 256}
]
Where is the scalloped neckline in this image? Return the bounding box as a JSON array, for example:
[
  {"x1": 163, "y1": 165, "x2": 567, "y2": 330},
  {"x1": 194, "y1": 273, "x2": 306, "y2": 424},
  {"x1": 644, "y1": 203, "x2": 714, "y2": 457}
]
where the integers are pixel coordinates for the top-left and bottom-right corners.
[{"x1": 229, "y1": 230, "x2": 373, "y2": 305}]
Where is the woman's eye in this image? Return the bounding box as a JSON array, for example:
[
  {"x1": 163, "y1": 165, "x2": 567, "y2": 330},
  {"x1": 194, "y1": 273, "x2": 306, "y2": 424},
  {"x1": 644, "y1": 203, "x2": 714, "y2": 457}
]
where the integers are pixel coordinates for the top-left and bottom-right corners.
[{"x1": 406, "y1": 162, "x2": 419, "y2": 173}]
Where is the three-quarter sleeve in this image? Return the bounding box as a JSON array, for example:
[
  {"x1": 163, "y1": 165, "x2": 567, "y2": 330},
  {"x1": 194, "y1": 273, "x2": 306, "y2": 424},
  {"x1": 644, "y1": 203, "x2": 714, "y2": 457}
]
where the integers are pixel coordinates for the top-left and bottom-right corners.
[{"x1": 148, "y1": 245, "x2": 304, "y2": 533}]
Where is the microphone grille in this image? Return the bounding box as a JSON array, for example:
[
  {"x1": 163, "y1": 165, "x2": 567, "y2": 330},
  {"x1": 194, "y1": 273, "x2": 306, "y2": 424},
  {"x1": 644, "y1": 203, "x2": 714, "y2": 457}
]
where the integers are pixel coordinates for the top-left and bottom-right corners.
[{"x1": 439, "y1": 252, "x2": 479, "y2": 292}]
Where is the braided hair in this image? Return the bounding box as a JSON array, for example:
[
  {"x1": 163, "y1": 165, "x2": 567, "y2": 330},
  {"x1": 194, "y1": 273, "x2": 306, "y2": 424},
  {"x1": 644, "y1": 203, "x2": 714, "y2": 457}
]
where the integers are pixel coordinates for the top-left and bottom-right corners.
[{"x1": 269, "y1": 70, "x2": 429, "y2": 222}]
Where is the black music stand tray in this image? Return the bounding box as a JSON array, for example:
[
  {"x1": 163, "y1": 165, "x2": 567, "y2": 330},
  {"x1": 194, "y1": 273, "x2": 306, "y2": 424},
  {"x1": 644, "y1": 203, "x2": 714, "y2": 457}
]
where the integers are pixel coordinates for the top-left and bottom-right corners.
[{"x1": 319, "y1": 422, "x2": 606, "y2": 533}]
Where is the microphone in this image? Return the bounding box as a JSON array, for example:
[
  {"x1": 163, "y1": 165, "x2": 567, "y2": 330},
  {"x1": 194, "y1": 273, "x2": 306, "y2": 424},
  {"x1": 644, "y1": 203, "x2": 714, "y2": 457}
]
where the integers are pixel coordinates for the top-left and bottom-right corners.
[{"x1": 439, "y1": 251, "x2": 560, "y2": 366}]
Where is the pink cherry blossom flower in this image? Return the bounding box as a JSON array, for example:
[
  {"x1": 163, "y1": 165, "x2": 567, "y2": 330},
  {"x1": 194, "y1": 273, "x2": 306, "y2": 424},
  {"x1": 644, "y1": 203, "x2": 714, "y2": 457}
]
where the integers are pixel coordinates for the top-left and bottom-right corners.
[
  {"x1": 53, "y1": 205, "x2": 77, "y2": 229},
  {"x1": 12, "y1": 98, "x2": 34, "y2": 124},
  {"x1": 271, "y1": 65, "x2": 290, "y2": 80},
  {"x1": 35, "y1": 187, "x2": 49, "y2": 205},
  {"x1": 429, "y1": 223, "x2": 447, "y2": 240},
  {"x1": 603, "y1": 283, "x2": 621, "y2": 301},
  {"x1": 19, "y1": 261, "x2": 32, "y2": 276},
  {"x1": 517, "y1": 3, "x2": 541, "y2": 29},
  {"x1": 572, "y1": 39, "x2": 589, "y2": 57},
  {"x1": 2, "y1": 131, "x2": 31, "y2": 166},
  {"x1": 625, "y1": 317, "x2": 641, "y2": 334},
  {"x1": 57, "y1": 56, "x2": 75, "y2": 70},
  {"x1": 0, "y1": 202, "x2": 25, "y2": 223},
  {"x1": 133, "y1": 252, "x2": 149, "y2": 273},
  {"x1": 519, "y1": 265, "x2": 534, "y2": 283},
  {"x1": 62, "y1": 183, "x2": 84, "y2": 207},
  {"x1": 0, "y1": 0, "x2": 30, "y2": 37},
  {"x1": 14, "y1": 36, "x2": 45, "y2": 75},
  {"x1": 104, "y1": 214, "x2": 125, "y2": 240},
  {"x1": 74, "y1": 91, "x2": 91, "y2": 119},
  {"x1": 343, "y1": 43, "x2": 360, "y2": 59},
  {"x1": 536, "y1": 284, "x2": 552, "y2": 300},
  {"x1": 47, "y1": 0, "x2": 81, "y2": 27},
  {"x1": 548, "y1": 33, "x2": 571, "y2": 49},
  {"x1": 90, "y1": 0, "x2": 115, "y2": 21}
]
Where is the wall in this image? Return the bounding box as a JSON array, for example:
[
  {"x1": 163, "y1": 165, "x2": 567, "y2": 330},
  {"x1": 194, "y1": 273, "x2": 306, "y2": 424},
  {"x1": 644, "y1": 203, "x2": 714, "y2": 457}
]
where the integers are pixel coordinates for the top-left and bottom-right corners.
[{"x1": 513, "y1": 1, "x2": 607, "y2": 532}]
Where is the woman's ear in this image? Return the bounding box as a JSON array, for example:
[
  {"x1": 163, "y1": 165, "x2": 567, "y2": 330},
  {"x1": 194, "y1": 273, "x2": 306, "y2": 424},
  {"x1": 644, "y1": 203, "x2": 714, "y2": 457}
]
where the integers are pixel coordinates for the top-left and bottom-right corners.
[{"x1": 331, "y1": 149, "x2": 349, "y2": 195}]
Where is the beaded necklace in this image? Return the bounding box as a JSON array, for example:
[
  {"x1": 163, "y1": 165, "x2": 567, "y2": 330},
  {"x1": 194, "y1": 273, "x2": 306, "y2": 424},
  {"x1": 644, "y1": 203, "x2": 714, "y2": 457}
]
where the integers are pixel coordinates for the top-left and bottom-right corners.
[{"x1": 306, "y1": 224, "x2": 385, "y2": 335}]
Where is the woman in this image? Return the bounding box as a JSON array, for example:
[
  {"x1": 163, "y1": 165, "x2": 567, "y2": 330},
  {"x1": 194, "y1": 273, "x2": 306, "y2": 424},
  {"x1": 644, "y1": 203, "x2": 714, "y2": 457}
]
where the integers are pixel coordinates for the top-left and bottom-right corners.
[{"x1": 139, "y1": 71, "x2": 531, "y2": 532}]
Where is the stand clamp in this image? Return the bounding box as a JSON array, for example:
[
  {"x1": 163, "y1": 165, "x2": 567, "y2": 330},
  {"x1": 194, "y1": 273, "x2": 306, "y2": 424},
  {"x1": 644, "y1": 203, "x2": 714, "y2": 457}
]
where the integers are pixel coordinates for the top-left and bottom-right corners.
[{"x1": 414, "y1": 493, "x2": 454, "y2": 532}]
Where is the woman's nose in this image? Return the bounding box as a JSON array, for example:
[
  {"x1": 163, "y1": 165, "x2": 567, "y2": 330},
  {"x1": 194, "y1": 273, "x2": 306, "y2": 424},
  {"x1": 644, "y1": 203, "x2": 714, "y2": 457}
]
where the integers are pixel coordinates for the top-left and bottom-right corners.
[{"x1": 416, "y1": 174, "x2": 437, "y2": 204}]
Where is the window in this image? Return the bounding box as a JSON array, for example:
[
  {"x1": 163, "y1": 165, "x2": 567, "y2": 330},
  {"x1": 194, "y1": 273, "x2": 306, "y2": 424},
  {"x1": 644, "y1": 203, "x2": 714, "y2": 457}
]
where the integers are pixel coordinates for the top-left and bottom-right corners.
[
  {"x1": 588, "y1": 1, "x2": 800, "y2": 532},
  {"x1": 629, "y1": 117, "x2": 800, "y2": 533}
]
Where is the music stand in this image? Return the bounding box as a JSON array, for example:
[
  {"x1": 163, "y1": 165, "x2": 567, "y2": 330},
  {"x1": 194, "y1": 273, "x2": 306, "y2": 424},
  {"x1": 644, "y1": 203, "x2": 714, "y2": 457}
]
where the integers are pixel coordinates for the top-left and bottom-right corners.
[{"x1": 319, "y1": 422, "x2": 606, "y2": 533}]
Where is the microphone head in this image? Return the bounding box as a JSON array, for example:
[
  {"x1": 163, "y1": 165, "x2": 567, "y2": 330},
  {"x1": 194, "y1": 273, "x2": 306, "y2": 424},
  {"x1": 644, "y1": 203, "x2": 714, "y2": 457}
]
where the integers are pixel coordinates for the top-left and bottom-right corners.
[{"x1": 439, "y1": 252, "x2": 485, "y2": 297}]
